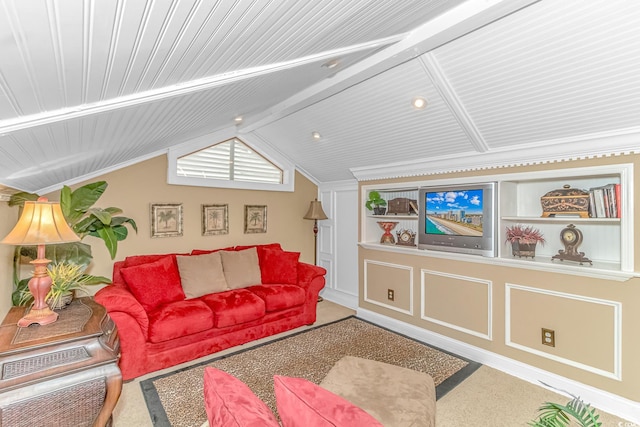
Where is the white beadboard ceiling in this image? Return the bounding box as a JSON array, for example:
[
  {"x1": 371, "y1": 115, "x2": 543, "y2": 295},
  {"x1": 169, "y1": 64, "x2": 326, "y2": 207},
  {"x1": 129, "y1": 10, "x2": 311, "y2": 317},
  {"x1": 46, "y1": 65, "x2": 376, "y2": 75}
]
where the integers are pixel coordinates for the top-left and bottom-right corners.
[{"x1": 0, "y1": 0, "x2": 639, "y2": 195}]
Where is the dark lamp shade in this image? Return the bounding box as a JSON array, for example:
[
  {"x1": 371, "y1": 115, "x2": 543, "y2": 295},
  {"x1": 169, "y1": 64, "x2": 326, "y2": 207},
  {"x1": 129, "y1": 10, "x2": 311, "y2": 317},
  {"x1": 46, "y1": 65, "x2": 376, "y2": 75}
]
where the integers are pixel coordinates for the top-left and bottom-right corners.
[
  {"x1": 303, "y1": 201, "x2": 328, "y2": 220},
  {"x1": 1, "y1": 199, "x2": 80, "y2": 245}
]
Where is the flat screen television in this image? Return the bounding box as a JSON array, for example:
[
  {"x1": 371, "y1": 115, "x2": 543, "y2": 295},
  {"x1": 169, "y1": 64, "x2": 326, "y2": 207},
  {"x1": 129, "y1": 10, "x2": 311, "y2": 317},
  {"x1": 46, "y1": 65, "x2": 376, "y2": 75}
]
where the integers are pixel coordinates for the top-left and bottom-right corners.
[{"x1": 418, "y1": 182, "x2": 497, "y2": 257}]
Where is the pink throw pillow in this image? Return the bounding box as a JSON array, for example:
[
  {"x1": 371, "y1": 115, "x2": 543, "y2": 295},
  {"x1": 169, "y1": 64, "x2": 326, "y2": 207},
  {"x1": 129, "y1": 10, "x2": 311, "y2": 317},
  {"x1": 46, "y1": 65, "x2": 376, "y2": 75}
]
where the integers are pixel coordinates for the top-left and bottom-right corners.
[
  {"x1": 204, "y1": 367, "x2": 279, "y2": 427},
  {"x1": 260, "y1": 249, "x2": 300, "y2": 285},
  {"x1": 274, "y1": 375, "x2": 384, "y2": 427},
  {"x1": 120, "y1": 255, "x2": 185, "y2": 312}
]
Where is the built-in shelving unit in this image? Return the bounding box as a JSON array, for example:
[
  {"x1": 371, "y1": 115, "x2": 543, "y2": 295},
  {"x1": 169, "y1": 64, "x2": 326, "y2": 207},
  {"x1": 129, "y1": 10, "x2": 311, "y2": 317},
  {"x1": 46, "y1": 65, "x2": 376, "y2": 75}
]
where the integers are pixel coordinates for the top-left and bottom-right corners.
[{"x1": 360, "y1": 163, "x2": 636, "y2": 281}]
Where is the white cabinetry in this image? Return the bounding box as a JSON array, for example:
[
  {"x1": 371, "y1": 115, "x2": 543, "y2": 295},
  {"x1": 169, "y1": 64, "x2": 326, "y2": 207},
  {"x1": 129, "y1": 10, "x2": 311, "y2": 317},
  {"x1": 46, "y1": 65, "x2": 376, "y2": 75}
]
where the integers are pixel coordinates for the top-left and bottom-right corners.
[
  {"x1": 363, "y1": 188, "x2": 418, "y2": 244},
  {"x1": 360, "y1": 163, "x2": 635, "y2": 280}
]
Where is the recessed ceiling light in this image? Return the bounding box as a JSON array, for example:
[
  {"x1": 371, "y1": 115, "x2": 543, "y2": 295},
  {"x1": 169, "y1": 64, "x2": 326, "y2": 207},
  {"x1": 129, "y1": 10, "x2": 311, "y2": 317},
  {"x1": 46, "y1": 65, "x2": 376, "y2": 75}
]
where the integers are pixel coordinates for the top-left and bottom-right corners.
[
  {"x1": 312, "y1": 131, "x2": 321, "y2": 140},
  {"x1": 412, "y1": 97, "x2": 427, "y2": 110},
  {"x1": 322, "y1": 59, "x2": 340, "y2": 69},
  {"x1": 234, "y1": 115, "x2": 243, "y2": 124}
]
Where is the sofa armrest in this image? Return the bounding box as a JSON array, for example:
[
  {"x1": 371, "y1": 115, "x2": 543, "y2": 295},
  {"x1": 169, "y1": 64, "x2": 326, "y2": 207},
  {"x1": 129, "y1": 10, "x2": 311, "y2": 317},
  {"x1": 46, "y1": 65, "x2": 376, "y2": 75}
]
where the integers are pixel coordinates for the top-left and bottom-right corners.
[
  {"x1": 297, "y1": 262, "x2": 327, "y2": 286},
  {"x1": 95, "y1": 285, "x2": 149, "y2": 339}
]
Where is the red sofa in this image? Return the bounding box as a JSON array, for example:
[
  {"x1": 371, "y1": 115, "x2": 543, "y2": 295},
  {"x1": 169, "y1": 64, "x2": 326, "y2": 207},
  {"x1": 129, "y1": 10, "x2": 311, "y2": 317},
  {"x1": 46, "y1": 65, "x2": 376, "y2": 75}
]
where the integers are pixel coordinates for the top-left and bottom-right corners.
[{"x1": 94, "y1": 243, "x2": 326, "y2": 380}]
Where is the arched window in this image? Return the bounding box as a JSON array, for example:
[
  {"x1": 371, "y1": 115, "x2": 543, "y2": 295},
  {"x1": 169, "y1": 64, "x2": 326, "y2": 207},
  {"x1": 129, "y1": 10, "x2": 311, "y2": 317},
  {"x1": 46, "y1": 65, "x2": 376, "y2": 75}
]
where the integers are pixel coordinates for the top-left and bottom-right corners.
[{"x1": 167, "y1": 134, "x2": 294, "y2": 191}]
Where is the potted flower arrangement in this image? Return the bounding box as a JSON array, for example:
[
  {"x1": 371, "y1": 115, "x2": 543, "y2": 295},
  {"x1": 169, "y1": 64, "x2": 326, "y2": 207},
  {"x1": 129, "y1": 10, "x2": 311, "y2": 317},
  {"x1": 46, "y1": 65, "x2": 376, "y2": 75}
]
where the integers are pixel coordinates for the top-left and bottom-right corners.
[
  {"x1": 505, "y1": 224, "x2": 545, "y2": 258},
  {"x1": 366, "y1": 191, "x2": 387, "y2": 215},
  {"x1": 46, "y1": 263, "x2": 109, "y2": 310}
]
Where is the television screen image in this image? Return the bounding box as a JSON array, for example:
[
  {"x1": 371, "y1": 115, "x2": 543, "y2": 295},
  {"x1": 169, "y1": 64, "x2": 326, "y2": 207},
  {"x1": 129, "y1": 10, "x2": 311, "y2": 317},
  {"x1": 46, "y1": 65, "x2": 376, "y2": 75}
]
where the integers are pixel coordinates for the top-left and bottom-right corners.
[
  {"x1": 425, "y1": 189, "x2": 484, "y2": 237},
  {"x1": 418, "y1": 182, "x2": 496, "y2": 257}
]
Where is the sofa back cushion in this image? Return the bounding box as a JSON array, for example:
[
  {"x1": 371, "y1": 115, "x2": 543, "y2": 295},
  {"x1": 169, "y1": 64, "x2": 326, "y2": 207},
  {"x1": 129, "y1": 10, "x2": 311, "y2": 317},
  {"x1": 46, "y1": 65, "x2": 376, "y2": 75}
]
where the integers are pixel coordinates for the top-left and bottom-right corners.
[
  {"x1": 120, "y1": 255, "x2": 185, "y2": 311},
  {"x1": 191, "y1": 246, "x2": 235, "y2": 255},
  {"x1": 219, "y1": 248, "x2": 262, "y2": 289},
  {"x1": 176, "y1": 252, "x2": 229, "y2": 298},
  {"x1": 259, "y1": 249, "x2": 300, "y2": 285},
  {"x1": 204, "y1": 367, "x2": 279, "y2": 427}
]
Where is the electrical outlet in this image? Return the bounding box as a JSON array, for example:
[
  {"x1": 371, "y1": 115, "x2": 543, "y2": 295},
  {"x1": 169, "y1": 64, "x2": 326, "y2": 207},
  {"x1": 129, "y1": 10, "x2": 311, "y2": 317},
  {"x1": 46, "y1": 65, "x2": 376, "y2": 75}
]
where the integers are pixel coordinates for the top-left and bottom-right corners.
[
  {"x1": 387, "y1": 289, "x2": 394, "y2": 301},
  {"x1": 542, "y1": 328, "x2": 555, "y2": 347}
]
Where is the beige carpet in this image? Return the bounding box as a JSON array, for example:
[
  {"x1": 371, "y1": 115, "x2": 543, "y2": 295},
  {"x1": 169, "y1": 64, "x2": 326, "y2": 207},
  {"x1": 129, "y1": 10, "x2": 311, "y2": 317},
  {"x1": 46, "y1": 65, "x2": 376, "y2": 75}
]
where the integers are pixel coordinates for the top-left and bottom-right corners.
[
  {"x1": 437, "y1": 366, "x2": 632, "y2": 426},
  {"x1": 141, "y1": 316, "x2": 478, "y2": 427}
]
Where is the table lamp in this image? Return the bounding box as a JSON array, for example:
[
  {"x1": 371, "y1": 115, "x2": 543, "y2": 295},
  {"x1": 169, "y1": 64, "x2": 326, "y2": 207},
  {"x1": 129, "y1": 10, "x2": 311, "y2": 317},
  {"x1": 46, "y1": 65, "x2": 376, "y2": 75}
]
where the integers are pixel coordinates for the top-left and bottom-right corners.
[{"x1": 1, "y1": 197, "x2": 80, "y2": 327}]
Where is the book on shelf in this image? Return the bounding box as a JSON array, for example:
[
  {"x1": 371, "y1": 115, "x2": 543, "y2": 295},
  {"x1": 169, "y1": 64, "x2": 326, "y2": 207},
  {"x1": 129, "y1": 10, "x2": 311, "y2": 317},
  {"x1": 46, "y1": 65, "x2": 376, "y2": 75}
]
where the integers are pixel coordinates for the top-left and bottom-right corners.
[{"x1": 588, "y1": 183, "x2": 620, "y2": 218}]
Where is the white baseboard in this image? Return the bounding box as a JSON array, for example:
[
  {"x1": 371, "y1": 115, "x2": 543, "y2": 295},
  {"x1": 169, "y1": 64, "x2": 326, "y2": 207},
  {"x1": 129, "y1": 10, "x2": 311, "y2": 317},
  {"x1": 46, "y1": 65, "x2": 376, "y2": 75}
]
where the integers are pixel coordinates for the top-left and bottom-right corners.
[
  {"x1": 321, "y1": 289, "x2": 358, "y2": 310},
  {"x1": 357, "y1": 308, "x2": 640, "y2": 424}
]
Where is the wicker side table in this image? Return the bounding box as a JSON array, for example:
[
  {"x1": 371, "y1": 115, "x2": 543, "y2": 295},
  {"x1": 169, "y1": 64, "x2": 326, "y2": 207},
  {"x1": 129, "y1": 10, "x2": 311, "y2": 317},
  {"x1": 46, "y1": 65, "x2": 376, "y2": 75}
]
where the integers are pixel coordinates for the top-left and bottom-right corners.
[{"x1": 0, "y1": 297, "x2": 121, "y2": 427}]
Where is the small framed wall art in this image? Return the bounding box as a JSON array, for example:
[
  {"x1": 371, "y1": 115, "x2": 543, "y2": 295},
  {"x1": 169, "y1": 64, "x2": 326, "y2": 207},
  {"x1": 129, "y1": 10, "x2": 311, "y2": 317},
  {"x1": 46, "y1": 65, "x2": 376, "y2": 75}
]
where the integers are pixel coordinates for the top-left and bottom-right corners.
[
  {"x1": 244, "y1": 205, "x2": 267, "y2": 234},
  {"x1": 202, "y1": 204, "x2": 229, "y2": 236},
  {"x1": 151, "y1": 203, "x2": 183, "y2": 238}
]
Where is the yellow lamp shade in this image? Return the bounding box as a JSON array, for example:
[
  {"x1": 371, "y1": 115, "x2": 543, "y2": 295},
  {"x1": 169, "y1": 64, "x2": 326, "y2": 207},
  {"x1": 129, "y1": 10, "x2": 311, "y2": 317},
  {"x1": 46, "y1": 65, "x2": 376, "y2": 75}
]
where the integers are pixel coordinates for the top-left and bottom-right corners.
[{"x1": 1, "y1": 199, "x2": 80, "y2": 245}]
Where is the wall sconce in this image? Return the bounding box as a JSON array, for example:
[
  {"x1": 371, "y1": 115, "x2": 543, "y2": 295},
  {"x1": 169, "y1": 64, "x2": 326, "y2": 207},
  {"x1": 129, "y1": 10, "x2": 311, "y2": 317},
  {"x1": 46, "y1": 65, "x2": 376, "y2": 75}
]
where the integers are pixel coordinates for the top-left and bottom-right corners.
[{"x1": 1, "y1": 197, "x2": 80, "y2": 327}]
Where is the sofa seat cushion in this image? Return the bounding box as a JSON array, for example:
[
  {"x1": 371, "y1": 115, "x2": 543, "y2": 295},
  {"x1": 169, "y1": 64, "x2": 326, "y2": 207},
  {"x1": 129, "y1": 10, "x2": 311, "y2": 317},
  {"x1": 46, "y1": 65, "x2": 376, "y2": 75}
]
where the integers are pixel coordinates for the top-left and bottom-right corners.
[
  {"x1": 247, "y1": 284, "x2": 305, "y2": 312},
  {"x1": 148, "y1": 299, "x2": 214, "y2": 343},
  {"x1": 200, "y1": 289, "x2": 266, "y2": 328}
]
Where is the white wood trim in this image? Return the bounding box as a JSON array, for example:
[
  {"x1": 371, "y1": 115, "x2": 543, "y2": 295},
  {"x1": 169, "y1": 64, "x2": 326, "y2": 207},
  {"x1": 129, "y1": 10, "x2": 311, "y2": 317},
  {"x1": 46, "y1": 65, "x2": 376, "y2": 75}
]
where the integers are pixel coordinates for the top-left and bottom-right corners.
[
  {"x1": 350, "y1": 129, "x2": 640, "y2": 181},
  {"x1": 356, "y1": 308, "x2": 640, "y2": 424},
  {"x1": 504, "y1": 283, "x2": 622, "y2": 381},
  {"x1": 363, "y1": 259, "x2": 413, "y2": 316},
  {"x1": 167, "y1": 130, "x2": 295, "y2": 192},
  {"x1": 419, "y1": 53, "x2": 489, "y2": 153},
  {"x1": 321, "y1": 289, "x2": 358, "y2": 310},
  {"x1": 421, "y1": 269, "x2": 492, "y2": 341}
]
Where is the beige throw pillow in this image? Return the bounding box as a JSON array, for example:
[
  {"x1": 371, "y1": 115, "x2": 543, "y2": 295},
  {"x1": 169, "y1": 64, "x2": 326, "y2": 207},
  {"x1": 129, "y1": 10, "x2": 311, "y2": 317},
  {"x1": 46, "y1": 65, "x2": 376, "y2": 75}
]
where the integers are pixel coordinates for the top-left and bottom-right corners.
[
  {"x1": 219, "y1": 248, "x2": 262, "y2": 289},
  {"x1": 176, "y1": 252, "x2": 229, "y2": 298}
]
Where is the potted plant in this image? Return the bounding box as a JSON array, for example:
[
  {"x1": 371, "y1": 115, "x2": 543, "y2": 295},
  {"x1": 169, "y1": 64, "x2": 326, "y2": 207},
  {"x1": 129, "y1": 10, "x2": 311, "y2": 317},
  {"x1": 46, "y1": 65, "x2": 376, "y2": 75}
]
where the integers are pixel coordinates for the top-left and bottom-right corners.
[
  {"x1": 46, "y1": 263, "x2": 110, "y2": 309},
  {"x1": 9, "y1": 180, "x2": 137, "y2": 306},
  {"x1": 505, "y1": 224, "x2": 545, "y2": 258},
  {"x1": 530, "y1": 390, "x2": 601, "y2": 426},
  {"x1": 366, "y1": 191, "x2": 387, "y2": 215}
]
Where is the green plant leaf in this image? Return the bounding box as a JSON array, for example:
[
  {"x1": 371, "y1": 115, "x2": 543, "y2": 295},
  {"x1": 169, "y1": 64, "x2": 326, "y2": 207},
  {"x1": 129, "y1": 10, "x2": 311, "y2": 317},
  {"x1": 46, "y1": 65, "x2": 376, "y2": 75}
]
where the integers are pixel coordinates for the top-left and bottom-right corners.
[
  {"x1": 46, "y1": 242, "x2": 93, "y2": 267},
  {"x1": 60, "y1": 185, "x2": 73, "y2": 220},
  {"x1": 104, "y1": 207, "x2": 123, "y2": 216},
  {"x1": 8, "y1": 191, "x2": 38, "y2": 207},
  {"x1": 111, "y1": 216, "x2": 138, "y2": 233},
  {"x1": 65, "y1": 181, "x2": 108, "y2": 224},
  {"x1": 88, "y1": 207, "x2": 113, "y2": 225},
  {"x1": 111, "y1": 224, "x2": 129, "y2": 241},
  {"x1": 96, "y1": 227, "x2": 118, "y2": 259},
  {"x1": 12, "y1": 278, "x2": 32, "y2": 306},
  {"x1": 73, "y1": 215, "x2": 99, "y2": 235},
  {"x1": 530, "y1": 394, "x2": 601, "y2": 427},
  {"x1": 83, "y1": 274, "x2": 112, "y2": 285}
]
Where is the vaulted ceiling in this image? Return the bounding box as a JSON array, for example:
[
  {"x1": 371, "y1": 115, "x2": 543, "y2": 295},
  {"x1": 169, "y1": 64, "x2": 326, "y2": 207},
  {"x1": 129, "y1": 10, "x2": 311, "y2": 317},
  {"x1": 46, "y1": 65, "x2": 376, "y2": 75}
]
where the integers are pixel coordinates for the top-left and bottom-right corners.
[{"x1": 1, "y1": 0, "x2": 639, "y2": 196}]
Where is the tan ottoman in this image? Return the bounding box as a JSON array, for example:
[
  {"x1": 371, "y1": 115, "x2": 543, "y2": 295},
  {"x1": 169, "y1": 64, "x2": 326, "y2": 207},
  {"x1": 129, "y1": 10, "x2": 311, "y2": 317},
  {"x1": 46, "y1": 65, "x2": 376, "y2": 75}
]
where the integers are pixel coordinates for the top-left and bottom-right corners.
[{"x1": 320, "y1": 356, "x2": 436, "y2": 427}]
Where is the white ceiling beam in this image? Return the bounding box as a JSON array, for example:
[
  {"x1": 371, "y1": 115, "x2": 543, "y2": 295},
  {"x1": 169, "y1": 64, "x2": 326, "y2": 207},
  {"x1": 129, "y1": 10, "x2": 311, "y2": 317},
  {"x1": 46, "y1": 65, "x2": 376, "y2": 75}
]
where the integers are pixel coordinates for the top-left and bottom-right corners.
[
  {"x1": 240, "y1": 0, "x2": 542, "y2": 133},
  {"x1": 418, "y1": 52, "x2": 489, "y2": 153},
  {"x1": 0, "y1": 36, "x2": 401, "y2": 135}
]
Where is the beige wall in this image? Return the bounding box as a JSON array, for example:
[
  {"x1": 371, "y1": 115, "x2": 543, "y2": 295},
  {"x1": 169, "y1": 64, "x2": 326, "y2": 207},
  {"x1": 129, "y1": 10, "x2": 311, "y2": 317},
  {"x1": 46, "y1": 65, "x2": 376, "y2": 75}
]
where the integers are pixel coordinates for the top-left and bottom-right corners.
[
  {"x1": 0, "y1": 203, "x2": 18, "y2": 319},
  {"x1": 359, "y1": 154, "x2": 640, "y2": 401},
  {"x1": 67, "y1": 155, "x2": 318, "y2": 279}
]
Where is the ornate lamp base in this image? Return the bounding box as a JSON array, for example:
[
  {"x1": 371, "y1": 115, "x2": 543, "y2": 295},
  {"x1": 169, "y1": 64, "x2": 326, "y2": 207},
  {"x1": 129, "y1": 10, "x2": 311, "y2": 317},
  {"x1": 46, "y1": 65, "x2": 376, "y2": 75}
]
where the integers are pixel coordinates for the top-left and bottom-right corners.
[{"x1": 17, "y1": 307, "x2": 58, "y2": 327}]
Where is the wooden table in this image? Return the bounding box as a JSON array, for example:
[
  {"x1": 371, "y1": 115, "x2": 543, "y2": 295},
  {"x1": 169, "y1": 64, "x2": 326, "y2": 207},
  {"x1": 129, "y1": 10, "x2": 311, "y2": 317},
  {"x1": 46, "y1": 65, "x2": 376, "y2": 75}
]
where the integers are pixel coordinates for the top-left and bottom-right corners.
[{"x1": 0, "y1": 297, "x2": 121, "y2": 427}]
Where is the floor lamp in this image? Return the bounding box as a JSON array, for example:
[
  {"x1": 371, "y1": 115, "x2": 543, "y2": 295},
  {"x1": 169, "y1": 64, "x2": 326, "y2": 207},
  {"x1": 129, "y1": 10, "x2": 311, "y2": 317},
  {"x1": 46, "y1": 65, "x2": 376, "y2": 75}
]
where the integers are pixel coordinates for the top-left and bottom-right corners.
[
  {"x1": 1, "y1": 197, "x2": 80, "y2": 327},
  {"x1": 304, "y1": 200, "x2": 328, "y2": 302}
]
